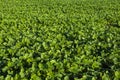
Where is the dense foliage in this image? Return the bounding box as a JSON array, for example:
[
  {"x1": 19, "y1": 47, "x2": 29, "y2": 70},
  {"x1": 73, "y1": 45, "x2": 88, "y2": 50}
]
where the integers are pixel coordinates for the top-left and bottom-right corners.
[{"x1": 0, "y1": 0, "x2": 120, "y2": 80}]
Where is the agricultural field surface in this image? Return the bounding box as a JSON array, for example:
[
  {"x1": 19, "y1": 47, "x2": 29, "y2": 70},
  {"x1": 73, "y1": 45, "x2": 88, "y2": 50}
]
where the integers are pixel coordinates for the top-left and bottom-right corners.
[{"x1": 0, "y1": 0, "x2": 120, "y2": 80}]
